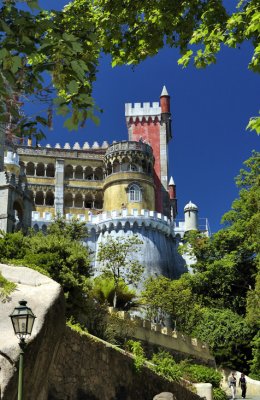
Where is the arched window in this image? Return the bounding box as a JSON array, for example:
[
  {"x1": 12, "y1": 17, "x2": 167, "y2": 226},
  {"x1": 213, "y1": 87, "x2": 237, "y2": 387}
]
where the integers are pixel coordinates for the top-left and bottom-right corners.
[
  {"x1": 45, "y1": 190, "x2": 54, "y2": 206},
  {"x1": 75, "y1": 193, "x2": 83, "y2": 208},
  {"x1": 85, "y1": 166, "x2": 93, "y2": 180},
  {"x1": 33, "y1": 224, "x2": 39, "y2": 232},
  {"x1": 112, "y1": 160, "x2": 120, "y2": 173},
  {"x1": 26, "y1": 162, "x2": 35, "y2": 176},
  {"x1": 121, "y1": 157, "x2": 130, "y2": 172},
  {"x1": 94, "y1": 167, "x2": 103, "y2": 180},
  {"x1": 129, "y1": 163, "x2": 138, "y2": 172},
  {"x1": 64, "y1": 192, "x2": 73, "y2": 207},
  {"x1": 36, "y1": 162, "x2": 45, "y2": 176},
  {"x1": 94, "y1": 192, "x2": 103, "y2": 209},
  {"x1": 65, "y1": 165, "x2": 73, "y2": 179},
  {"x1": 46, "y1": 163, "x2": 55, "y2": 177},
  {"x1": 75, "y1": 165, "x2": 83, "y2": 179},
  {"x1": 106, "y1": 162, "x2": 112, "y2": 176},
  {"x1": 84, "y1": 193, "x2": 93, "y2": 208},
  {"x1": 128, "y1": 184, "x2": 142, "y2": 202},
  {"x1": 35, "y1": 191, "x2": 44, "y2": 205}
]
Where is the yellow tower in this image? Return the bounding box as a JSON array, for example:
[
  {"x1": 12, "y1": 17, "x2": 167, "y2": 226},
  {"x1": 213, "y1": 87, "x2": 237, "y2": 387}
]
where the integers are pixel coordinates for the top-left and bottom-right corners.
[{"x1": 103, "y1": 141, "x2": 155, "y2": 212}]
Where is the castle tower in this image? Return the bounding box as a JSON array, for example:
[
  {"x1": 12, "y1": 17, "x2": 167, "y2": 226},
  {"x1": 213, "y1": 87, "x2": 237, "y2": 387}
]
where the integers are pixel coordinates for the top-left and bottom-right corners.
[
  {"x1": 125, "y1": 86, "x2": 172, "y2": 216},
  {"x1": 184, "y1": 201, "x2": 199, "y2": 232},
  {"x1": 103, "y1": 141, "x2": 155, "y2": 212}
]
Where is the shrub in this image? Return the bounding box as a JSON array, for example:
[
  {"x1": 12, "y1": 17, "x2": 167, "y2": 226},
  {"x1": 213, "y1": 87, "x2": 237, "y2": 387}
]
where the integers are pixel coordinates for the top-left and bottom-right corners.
[
  {"x1": 213, "y1": 388, "x2": 228, "y2": 400},
  {"x1": 180, "y1": 363, "x2": 222, "y2": 388},
  {"x1": 126, "y1": 340, "x2": 146, "y2": 372},
  {"x1": 0, "y1": 273, "x2": 16, "y2": 301},
  {"x1": 150, "y1": 351, "x2": 182, "y2": 382}
]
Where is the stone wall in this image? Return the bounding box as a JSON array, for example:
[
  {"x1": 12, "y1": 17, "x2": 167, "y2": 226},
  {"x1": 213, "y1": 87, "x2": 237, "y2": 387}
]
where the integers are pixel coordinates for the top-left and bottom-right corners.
[
  {"x1": 112, "y1": 311, "x2": 215, "y2": 366},
  {"x1": 48, "y1": 327, "x2": 202, "y2": 400}
]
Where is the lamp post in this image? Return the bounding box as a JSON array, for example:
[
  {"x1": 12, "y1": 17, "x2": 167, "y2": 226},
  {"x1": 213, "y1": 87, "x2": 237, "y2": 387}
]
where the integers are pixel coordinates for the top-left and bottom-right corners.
[{"x1": 9, "y1": 300, "x2": 36, "y2": 400}]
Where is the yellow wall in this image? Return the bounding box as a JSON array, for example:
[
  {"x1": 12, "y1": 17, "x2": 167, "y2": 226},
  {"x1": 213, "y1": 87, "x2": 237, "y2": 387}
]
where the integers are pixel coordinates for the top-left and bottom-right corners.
[{"x1": 103, "y1": 172, "x2": 155, "y2": 212}]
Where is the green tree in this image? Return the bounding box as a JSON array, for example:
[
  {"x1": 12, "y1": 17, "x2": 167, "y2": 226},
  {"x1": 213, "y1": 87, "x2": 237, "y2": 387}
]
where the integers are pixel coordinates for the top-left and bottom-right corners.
[
  {"x1": 0, "y1": 0, "x2": 99, "y2": 133},
  {"x1": 1, "y1": 1, "x2": 259, "y2": 134},
  {"x1": 192, "y1": 308, "x2": 253, "y2": 372},
  {"x1": 0, "y1": 219, "x2": 92, "y2": 319},
  {"x1": 250, "y1": 331, "x2": 260, "y2": 379},
  {"x1": 142, "y1": 152, "x2": 260, "y2": 372},
  {"x1": 141, "y1": 274, "x2": 201, "y2": 332},
  {"x1": 97, "y1": 235, "x2": 143, "y2": 308},
  {"x1": 0, "y1": 230, "x2": 27, "y2": 261},
  {"x1": 22, "y1": 229, "x2": 92, "y2": 317},
  {"x1": 47, "y1": 214, "x2": 88, "y2": 241},
  {"x1": 180, "y1": 152, "x2": 260, "y2": 315}
]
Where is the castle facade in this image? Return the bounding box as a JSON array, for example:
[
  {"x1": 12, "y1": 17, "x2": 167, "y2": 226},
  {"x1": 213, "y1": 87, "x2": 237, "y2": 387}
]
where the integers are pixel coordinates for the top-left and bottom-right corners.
[{"x1": 0, "y1": 87, "x2": 208, "y2": 281}]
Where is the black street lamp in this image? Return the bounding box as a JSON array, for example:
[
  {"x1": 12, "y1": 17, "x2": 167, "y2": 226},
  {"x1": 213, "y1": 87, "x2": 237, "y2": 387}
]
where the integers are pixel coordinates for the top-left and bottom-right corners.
[{"x1": 9, "y1": 300, "x2": 36, "y2": 400}]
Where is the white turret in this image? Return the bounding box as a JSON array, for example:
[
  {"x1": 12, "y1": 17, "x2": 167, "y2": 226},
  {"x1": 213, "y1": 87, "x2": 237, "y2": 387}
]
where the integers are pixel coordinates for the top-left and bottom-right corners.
[
  {"x1": 4, "y1": 149, "x2": 20, "y2": 176},
  {"x1": 184, "y1": 201, "x2": 198, "y2": 232}
]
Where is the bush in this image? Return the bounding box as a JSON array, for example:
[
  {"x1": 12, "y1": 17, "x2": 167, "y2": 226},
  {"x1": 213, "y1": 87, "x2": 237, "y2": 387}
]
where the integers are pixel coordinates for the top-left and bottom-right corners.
[
  {"x1": 0, "y1": 272, "x2": 16, "y2": 301},
  {"x1": 150, "y1": 351, "x2": 182, "y2": 382},
  {"x1": 213, "y1": 388, "x2": 228, "y2": 400},
  {"x1": 180, "y1": 363, "x2": 222, "y2": 388},
  {"x1": 126, "y1": 340, "x2": 146, "y2": 372}
]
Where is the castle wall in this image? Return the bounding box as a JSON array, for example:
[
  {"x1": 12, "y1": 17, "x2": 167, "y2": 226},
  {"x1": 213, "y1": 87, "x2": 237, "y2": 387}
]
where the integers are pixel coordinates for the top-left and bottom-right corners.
[{"x1": 90, "y1": 220, "x2": 187, "y2": 285}]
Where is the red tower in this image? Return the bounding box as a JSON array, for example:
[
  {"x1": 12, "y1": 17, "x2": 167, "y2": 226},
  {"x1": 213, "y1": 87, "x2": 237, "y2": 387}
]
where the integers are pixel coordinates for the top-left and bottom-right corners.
[{"x1": 125, "y1": 86, "x2": 172, "y2": 216}]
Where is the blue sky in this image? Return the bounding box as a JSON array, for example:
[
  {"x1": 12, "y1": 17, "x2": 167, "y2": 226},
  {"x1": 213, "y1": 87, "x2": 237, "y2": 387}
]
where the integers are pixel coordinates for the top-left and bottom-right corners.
[{"x1": 37, "y1": 1, "x2": 259, "y2": 233}]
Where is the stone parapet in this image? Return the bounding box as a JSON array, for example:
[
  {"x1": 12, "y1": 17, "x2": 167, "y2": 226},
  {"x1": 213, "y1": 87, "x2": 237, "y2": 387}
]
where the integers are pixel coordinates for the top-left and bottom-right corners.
[
  {"x1": 110, "y1": 310, "x2": 215, "y2": 365},
  {"x1": 125, "y1": 102, "x2": 161, "y2": 122},
  {"x1": 105, "y1": 140, "x2": 153, "y2": 157},
  {"x1": 17, "y1": 144, "x2": 107, "y2": 160},
  {"x1": 31, "y1": 208, "x2": 179, "y2": 237}
]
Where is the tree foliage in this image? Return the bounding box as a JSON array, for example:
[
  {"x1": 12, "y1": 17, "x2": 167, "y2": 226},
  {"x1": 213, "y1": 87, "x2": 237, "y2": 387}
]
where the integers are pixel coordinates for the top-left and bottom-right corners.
[
  {"x1": 192, "y1": 307, "x2": 254, "y2": 370},
  {"x1": 0, "y1": 0, "x2": 99, "y2": 134},
  {"x1": 92, "y1": 274, "x2": 138, "y2": 310},
  {"x1": 1, "y1": 0, "x2": 259, "y2": 134},
  {"x1": 141, "y1": 274, "x2": 201, "y2": 332},
  {"x1": 142, "y1": 152, "x2": 260, "y2": 374},
  {"x1": 97, "y1": 234, "x2": 143, "y2": 308},
  {"x1": 92, "y1": 0, "x2": 260, "y2": 72},
  {"x1": 0, "y1": 219, "x2": 92, "y2": 318}
]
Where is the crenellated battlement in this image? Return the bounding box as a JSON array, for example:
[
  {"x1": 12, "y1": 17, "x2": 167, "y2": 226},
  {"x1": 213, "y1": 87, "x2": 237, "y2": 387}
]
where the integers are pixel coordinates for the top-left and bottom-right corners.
[
  {"x1": 17, "y1": 141, "x2": 109, "y2": 160},
  {"x1": 31, "y1": 211, "x2": 209, "y2": 239},
  {"x1": 41, "y1": 140, "x2": 109, "y2": 150},
  {"x1": 19, "y1": 140, "x2": 109, "y2": 154},
  {"x1": 31, "y1": 208, "x2": 182, "y2": 237},
  {"x1": 108, "y1": 308, "x2": 215, "y2": 364},
  {"x1": 125, "y1": 102, "x2": 161, "y2": 122}
]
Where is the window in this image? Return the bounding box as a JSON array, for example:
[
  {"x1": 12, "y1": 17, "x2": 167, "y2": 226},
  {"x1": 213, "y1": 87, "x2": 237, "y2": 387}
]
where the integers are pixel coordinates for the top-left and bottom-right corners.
[{"x1": 128, "y1": 184, "x2": 142, "y2": 202}]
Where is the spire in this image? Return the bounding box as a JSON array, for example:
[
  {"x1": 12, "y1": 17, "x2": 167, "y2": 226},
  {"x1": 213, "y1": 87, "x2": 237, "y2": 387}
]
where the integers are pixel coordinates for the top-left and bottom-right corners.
[
  {"x1": 161, "y1": 85, "x2": 169, "y2": 97},
  {"x1": 168, "y1": 176, "x2": 175, "y2": 186},
  {"x1": 160, "y1": 85, "x2": 171, "y2": 115}
]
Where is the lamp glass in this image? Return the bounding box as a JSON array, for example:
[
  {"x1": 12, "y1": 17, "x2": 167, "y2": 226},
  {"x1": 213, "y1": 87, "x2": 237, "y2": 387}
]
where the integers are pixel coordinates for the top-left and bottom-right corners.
[{"x1": 9, "y1": 300, "x2": 36, "y2": 339}]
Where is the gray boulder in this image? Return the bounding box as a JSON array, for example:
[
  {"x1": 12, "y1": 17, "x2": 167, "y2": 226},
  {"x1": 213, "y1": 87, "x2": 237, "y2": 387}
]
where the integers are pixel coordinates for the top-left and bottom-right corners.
[
  {"x1": 0, "y1": 263, "x2": 65, "y2": 400},
  {"x1": 154, "y1": 393, "x2": 175, "y2": 400}
]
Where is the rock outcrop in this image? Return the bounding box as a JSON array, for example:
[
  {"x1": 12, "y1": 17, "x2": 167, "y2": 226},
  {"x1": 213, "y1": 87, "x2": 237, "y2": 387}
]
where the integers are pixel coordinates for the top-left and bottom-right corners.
[{"x1": 0, "y1": 264, "x2": 65, "y2": 400}]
